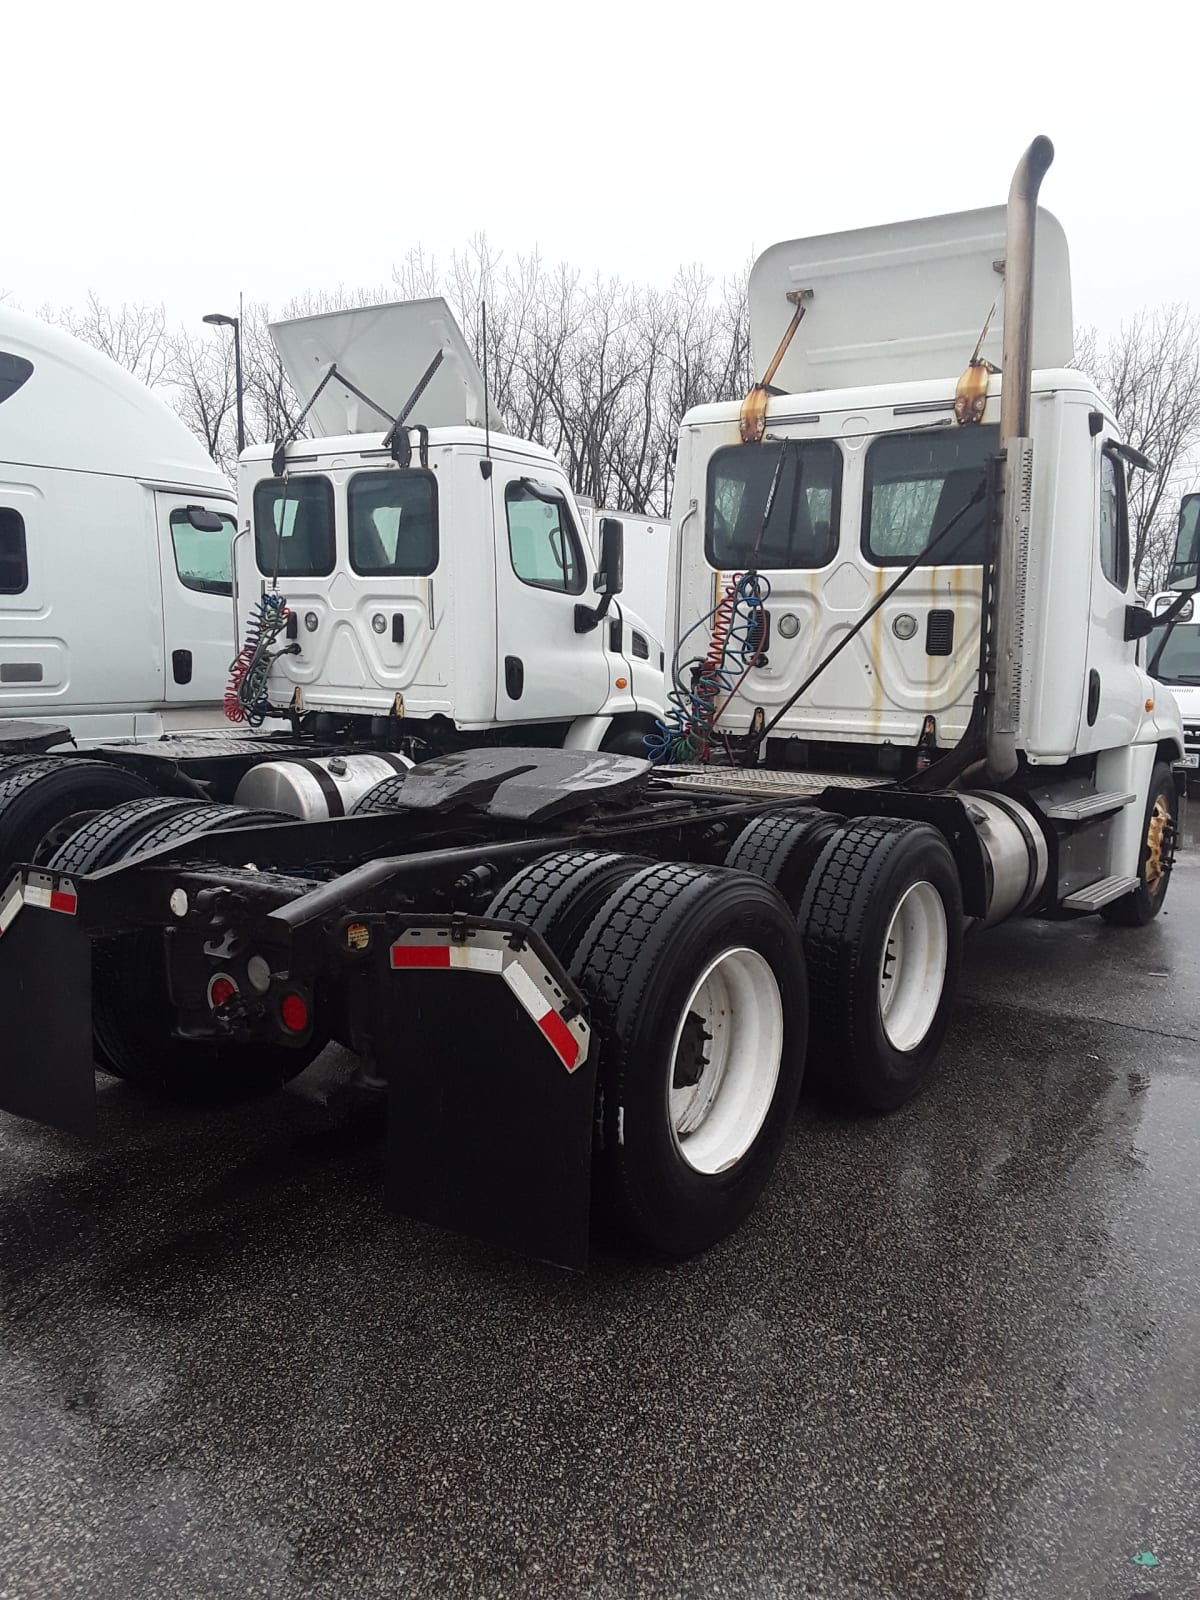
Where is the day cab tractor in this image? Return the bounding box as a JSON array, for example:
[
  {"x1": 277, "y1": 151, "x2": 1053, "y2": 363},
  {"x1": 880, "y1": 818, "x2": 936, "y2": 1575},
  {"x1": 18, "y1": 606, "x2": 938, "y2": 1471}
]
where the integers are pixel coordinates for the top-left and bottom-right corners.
[
  {"x1": 1146, "y1": 495, "x2": 1200, "y2": 792},
  {"x1": 0, "y1": 138, "x2": 1194, "y2": 1270}
]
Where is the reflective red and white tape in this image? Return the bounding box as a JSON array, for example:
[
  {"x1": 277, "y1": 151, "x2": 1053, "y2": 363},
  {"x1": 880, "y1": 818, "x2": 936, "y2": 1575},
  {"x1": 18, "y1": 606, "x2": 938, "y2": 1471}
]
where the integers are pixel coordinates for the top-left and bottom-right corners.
[
  {"x1": 0, "y1": 870, "x2": 78, "y2": 939},
  {"x1": 389, "y1": 929, "x2": 589, "y2": 1072}
]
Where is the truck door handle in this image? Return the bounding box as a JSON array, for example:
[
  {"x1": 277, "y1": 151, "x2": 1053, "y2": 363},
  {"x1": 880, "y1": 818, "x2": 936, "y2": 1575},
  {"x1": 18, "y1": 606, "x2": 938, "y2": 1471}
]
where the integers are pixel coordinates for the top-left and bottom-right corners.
[
  {"x1": 172, "y1": 649, "x2": 193, "y2": 686},
  {"x1": 392, "y1": 613, "x2": 405, "y2": 644},
  {"x1": 504, "y1": 656, "x2": 524, "y2": 700},
  {"x1": 1087, "y1": 669, "x2": 1100, "y2": 726}
]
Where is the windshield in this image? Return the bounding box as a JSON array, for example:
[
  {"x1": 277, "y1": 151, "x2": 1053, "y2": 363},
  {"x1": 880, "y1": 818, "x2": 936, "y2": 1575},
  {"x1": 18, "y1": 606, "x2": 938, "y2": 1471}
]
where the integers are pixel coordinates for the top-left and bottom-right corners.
[
  {"x1": 1154, "y1": 623, "x2": 1200, "y2": 683},
  {"x1": 706, "y1": 441, "x2": 841, "y2": 570},
  {"x1": 863, "y1": 425, "x2": 997, "y2": 566}
]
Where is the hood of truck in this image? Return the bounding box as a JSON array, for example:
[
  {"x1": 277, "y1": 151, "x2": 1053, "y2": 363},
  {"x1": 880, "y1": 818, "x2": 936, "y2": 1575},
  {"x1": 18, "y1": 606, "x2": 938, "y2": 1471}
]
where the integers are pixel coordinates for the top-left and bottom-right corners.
[
  {"x1": 749, "y1": 205, "x2": 1072, "y2": 393},
  {"x1": 1164, "y1": 681, "x2": 1200, "y2": 724},
  {"x1": 270, "y1": 298, "x2": 502, "y2": 437}
]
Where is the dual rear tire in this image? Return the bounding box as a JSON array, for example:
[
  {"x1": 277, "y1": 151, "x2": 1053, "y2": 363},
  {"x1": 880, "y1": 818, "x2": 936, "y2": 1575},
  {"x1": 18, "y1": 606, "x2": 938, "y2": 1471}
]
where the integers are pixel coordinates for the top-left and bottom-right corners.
[{"x1": 489, "y1": 852, "x2": 808, "y2": 1259}]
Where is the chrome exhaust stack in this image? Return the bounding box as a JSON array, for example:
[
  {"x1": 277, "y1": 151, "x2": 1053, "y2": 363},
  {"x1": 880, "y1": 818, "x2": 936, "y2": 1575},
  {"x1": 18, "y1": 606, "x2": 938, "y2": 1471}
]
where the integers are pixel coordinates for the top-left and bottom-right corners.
[{"x1": 986, "y1": 135, "x2": 1054, "y2": 783}]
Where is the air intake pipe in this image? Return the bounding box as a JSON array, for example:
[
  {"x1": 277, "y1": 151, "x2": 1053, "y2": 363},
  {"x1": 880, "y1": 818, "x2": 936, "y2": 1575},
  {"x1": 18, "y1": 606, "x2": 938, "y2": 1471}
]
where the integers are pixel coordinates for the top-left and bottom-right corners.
[{"x1": 985, "y1": 135, "x2": 1054, "y2": 784}]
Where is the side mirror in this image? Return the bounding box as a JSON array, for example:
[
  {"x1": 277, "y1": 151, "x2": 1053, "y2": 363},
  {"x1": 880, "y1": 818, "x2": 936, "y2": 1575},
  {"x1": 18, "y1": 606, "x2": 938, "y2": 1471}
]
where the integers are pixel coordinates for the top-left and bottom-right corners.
[
  {"x1": 185, "y1": 505, "x2": 226, "y2": 533},
  {"x1": 596, "y1": 517, "x2": 624, "y2": 596},
  {"x1": 576, "y1": 517, "x2": 625, "y2": 634},
  {"x1": 1167, "y1": 494, "x2": 1200, "y2": 591}
]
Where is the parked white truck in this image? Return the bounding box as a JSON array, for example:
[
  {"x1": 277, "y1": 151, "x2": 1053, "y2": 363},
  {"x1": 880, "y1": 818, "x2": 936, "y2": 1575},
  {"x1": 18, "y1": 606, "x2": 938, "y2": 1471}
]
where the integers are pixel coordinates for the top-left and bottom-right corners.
[
  {"x1": 1147, "y1": 496, "x2": 1200, "y2": 789},
  {"x1": 0, "y1": 139, "x2": 1192, "y2": 1271},
  {"x1": 0, "y1": 307, "x2": 238, "y2": 747}
]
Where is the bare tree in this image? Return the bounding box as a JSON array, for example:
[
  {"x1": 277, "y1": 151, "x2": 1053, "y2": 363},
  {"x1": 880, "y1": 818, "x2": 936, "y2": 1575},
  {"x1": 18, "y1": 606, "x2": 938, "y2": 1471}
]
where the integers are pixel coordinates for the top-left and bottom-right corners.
[
  {"x1": 47, "y1": 291, "x2": 171, "y2": 390},
  {"x1": 1076, "y1": 306, "x2": 1200, "y2": 593}
]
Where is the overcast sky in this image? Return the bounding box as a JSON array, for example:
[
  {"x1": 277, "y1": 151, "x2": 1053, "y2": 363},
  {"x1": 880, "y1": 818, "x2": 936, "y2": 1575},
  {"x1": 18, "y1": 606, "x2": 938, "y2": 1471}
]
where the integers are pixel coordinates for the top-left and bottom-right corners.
[{"x1": 5, "y1": 0, "x2": 1197, "y2": 342}]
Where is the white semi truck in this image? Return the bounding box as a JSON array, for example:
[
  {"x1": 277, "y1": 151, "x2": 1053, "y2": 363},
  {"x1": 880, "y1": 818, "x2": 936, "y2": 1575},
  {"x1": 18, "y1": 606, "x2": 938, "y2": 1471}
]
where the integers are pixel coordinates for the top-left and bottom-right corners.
[
  {"x1": 0, "y1": 307, "x2": 238, "y2": 748},
  {"x1": 1147, "y1": 497, "x2": 1200, "y2": 789},
  {"x1": 0, "y1": 139, "x2": 1192, "y2": 1271}
]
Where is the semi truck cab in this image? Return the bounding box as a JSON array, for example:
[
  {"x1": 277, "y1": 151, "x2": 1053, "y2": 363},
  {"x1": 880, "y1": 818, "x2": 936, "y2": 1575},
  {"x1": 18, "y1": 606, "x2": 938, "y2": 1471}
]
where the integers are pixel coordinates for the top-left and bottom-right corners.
[{"x1": 236, "y1": 301, "x2": 665, "y2": 755}]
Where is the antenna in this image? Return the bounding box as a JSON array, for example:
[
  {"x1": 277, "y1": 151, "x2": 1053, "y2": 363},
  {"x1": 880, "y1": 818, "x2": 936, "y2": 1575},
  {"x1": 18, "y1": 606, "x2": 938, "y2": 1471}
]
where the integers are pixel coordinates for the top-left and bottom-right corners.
[{"x1": 481, "y1": 300, "x2": 492, "y2": 461}]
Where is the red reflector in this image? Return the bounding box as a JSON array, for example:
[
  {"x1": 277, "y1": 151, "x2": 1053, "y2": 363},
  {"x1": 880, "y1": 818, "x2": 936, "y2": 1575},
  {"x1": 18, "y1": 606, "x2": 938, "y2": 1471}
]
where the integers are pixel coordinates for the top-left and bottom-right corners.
[
  {"x1": 280, "y1": 992, "x2": 309, "y2": 1033},
  {"x1": 209, "y1": 976, "x2": 237, "y2": 1009},
  {"x1": 49, "y1": 890, "x2": 78, "y2": 915},
  {"x1": 538, "y1": 1008, "x2": 579, "y2": 1071},
  {"x1": 390, "y1": 944, "x2": 452, "y2": 969}
]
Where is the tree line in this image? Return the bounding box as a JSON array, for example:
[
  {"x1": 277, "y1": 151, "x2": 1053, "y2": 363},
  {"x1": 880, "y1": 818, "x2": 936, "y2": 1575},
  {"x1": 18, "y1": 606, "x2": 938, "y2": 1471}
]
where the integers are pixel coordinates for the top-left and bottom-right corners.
[{"x1": 25, "y1": 240, "x2": 1200, "y2": 594}]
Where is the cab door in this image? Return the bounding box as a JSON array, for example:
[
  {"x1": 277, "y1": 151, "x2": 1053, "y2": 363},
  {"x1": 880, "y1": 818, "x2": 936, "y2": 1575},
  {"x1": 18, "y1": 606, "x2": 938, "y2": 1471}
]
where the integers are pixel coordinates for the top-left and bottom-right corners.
[
  {"x1": 155, "y1": 492, "x2": 238, "y2": 705},
  {"x1": 491, "y1": 467, "x2": 611, "y2": 722},
  {"x1": 1078, "y1": 441, "x2": 1141, "y2": 750}
]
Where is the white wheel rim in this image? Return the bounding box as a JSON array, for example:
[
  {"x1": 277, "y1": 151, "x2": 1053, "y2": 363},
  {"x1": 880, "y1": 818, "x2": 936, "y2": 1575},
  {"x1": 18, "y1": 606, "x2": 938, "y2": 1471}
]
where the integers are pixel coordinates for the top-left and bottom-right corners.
[
  {"x1": 878, "y1": 880, "x2": 948, "y2": 1052},
  {"x1": 667, "y1": 946, "x2": 784, "y2": 1174}
]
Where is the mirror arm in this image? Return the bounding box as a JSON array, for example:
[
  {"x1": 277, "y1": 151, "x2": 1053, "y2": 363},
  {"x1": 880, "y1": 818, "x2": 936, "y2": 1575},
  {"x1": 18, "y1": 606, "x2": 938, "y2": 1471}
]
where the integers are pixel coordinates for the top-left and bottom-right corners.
[{"x1": 575, "y1": 591, "x2": 615, "y2": 634}]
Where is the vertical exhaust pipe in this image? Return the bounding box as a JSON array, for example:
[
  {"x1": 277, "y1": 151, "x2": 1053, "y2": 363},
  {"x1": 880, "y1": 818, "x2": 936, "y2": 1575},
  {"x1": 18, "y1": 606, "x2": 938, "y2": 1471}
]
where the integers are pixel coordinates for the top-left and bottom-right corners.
[{"x1": 986, "y1": 135, "x2": 1055, "y2": 783}]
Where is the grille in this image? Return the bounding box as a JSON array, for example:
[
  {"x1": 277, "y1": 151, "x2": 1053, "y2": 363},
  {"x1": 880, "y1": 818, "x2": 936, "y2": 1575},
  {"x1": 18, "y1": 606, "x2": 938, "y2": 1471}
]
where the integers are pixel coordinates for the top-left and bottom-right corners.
[{"x1": 631, "y1": 630, "x2": 650, "y2": 660}]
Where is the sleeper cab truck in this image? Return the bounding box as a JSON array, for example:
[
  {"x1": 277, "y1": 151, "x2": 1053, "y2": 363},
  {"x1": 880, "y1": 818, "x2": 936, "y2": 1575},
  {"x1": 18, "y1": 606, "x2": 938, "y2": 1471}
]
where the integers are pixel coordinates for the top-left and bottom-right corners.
[{"x1": 0, "y1": 306, "x2": 237, "y2": 751}]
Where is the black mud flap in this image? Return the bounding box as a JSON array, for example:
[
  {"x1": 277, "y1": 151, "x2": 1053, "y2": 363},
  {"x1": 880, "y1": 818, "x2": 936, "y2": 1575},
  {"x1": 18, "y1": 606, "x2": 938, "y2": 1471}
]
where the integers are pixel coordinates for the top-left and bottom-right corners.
[
  {"x1": 0, "y1": 871, "x2": 95, "y2": 1133},
  {"x1": 376, "y1": 918, "x2": 597, "y2": 1270}
]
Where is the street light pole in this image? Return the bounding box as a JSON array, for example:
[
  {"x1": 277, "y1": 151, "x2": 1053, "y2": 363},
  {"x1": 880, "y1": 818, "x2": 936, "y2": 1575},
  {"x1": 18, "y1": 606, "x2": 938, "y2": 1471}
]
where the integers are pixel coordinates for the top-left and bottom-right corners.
[{"x1": 203, "y1": 309, "x2": 245, "y2": 459}]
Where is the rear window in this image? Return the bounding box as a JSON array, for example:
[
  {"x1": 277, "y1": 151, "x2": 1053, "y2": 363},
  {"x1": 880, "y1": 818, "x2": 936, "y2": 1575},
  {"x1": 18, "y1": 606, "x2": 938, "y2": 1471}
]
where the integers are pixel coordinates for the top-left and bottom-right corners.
[
  {"x1": 253, "y1": 476, "x2": 335, "y2": 579},
  {"x1": 348, "y1": 470, "x2": 438, "y2": 576},
  {"x1": 863, "y1": 426, "x2": 997, "y2": 566},
  {"x1": 706, "y1": 441, "x2": 842, "y2": 570}
]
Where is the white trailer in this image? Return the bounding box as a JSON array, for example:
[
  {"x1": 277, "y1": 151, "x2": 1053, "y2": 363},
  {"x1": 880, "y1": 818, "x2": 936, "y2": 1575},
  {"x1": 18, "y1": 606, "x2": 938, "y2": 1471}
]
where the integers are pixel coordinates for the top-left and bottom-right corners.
[
  {"x1": 577, "y1": 500, "x2": 671, "y2": 641},
  {"x1": 0, "y1": 140, "x2": 1193, "y2": 1270},
  {"x1": 0, "y1": 307, "x2": 237, "y2": 747}
]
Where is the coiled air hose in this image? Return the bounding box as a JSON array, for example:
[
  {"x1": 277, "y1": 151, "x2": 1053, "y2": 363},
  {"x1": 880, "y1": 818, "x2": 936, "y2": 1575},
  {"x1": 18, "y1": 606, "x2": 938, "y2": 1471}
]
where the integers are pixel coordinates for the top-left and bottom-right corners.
[
  {"x1": 648, "y1": 571, "x2": 770, "y2": 763},
  {"x1": 225, "y1": 593, "x2": 292, "y2": 726}
]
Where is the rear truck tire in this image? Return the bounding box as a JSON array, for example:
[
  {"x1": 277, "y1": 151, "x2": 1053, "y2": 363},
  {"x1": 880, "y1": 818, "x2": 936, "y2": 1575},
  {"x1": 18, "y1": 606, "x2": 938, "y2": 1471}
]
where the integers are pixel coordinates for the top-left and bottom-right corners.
[
  {"x1": 0, "y1": 753, "x2": 42, "y2": 777},
  {"x1": 798, "y1": 818, "x2": 963, "y2": 1114},
  {"x1": 48, "y1": 799, "x2": 319, "y2": 1102},
  {"x1": 486, "y1": 849, "x2": 650, "y2": 963},
  {"x1": 0, "y1": 757, "x2": 154, "y2": 879},
  {"x1": 568, "y1": 862, "x2": 807, "y2": 1259},
  {"x1": 1101, "y1": 759, "x2": 1178, "y2": 926},
  {"x1": 349, "y1": 774, "x2": 409, "y2": 815},
  {"x1": 724, "y1": 808, "x2": 843, "y2": 912}
]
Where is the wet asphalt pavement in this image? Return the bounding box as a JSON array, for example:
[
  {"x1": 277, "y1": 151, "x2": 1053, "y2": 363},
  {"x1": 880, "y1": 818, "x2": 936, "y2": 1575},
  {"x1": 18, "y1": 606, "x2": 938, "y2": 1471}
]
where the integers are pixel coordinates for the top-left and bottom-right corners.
[{"x1": 2, "y1": 821, "x2": 1199, "y2": 1599}]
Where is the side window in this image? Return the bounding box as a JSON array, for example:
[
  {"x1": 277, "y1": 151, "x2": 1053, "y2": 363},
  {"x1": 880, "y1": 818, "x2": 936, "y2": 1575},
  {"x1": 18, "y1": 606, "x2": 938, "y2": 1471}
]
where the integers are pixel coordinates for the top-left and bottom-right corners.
[
  {"x1": 253, "y1": 476, "x2": 335, "y2": 578},
  {"x1": 348, "y1": 470, "x2": 438, "y2": 576},
  {"x1": 504, "y1": 482, "x2": 586, "y2": 595},
  {"x1": 169, "y1": 509, "x2": 235, "y2": 596},
  {"x1": 0, "y1": 508, "x2": 28, "y2": 595},
  {"x1": 1099, "y1": 450, "x2": 1130, "y2": 591},
  {"x1": 0, "y1": 353, "x2": 34, "y2": 406}
]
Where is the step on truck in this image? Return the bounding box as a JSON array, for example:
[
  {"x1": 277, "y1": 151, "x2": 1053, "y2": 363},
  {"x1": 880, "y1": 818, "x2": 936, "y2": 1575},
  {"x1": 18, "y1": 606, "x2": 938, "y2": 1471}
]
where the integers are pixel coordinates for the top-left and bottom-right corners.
[{"x1": 0, "y1": 138, "x2": 1194, "y2": 1269}]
